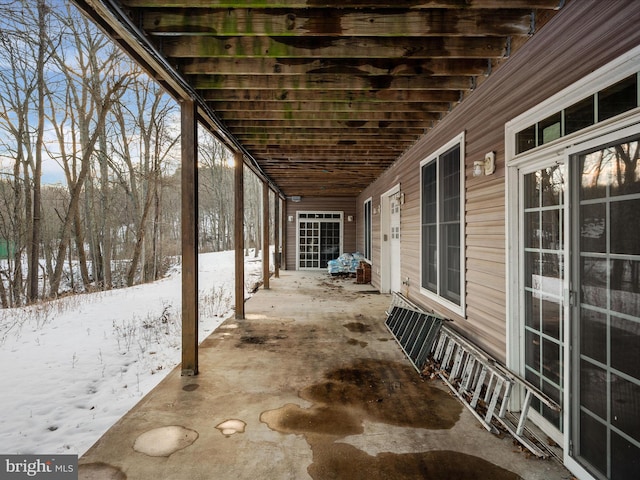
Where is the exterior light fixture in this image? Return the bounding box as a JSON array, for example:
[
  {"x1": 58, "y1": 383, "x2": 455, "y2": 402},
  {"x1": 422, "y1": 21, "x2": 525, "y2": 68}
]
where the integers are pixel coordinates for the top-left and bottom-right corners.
[{"x1": 473, "y1": 151, "x2": 496, "y2": 177}]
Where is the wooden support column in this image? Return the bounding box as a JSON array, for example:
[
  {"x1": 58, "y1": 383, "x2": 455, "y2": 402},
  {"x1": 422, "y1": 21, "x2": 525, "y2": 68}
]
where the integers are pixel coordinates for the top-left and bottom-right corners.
[
  {"x1": 262, "y1": 182, "x2": 270, "y2": 289},
  {"x1": 234, "y1": 151, "x2": 245, "y2": 319},
  {"x1": 181, "y1": 98, "x2": 198, "y2": 376},
  {"x1": 281, "y1": 199, "x2": 287, "y2": 270},
  {"x1": 274, "y1": 195, "x2": 280, "y2": 278}
]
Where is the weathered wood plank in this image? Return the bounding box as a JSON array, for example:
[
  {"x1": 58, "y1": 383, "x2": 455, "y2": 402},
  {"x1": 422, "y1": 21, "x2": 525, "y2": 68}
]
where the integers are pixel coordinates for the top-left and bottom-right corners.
[
  {"x1": 226, "y1": 119, "x2": 431, "y2": 129},
  {"x1": 181, "y1": 98, "x2": 199, "y2": 376},
  {"x1": 180, "y1": 57, "x2": 490, "y2": 76},
  {"x1": 203, "y1": 88, "x2": 461, "y2": 102},
  {"x1": 123, "y1": 0, "x2": 563, "y2": 10},
  {"x1": 189, "y1": 73, "x2": 473, "y2": 90},
  {"x1": 160, "y1": 35, "x2": 508, "y2": 59},
  {"x1": 262, "y1": 183, "x2": 270, "y2": 289},
  {"x1": 215, "y1": 109, "x2": 442, "y2": 122},
  {"x1": 234, "y1": 151, "x2": 245, "y2": 319},
  {"x1": 211, "y1": 101, "x2": 452, "y2": 114},
  {"x1": 144, "y1": 8, "x2": 532, "y2": 37},
  {"x1": 235, "y1": 126, "x2": 425, "y2": 134}
]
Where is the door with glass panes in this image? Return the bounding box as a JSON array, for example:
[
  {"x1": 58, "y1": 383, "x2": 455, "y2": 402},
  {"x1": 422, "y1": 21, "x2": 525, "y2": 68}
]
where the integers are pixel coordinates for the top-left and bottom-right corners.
[
  {"x1": 520, "y1": 138, "x2": 640, "y2": 479},
  {"x1": 521, "y1": 163, "x2": 566, "y2": 440},
  {"x1": 570, "y1": 136, "x2": 640, "y2": 480},
  {"x1": 297, "y1": 212, "x2": 343, "y2": 270}
]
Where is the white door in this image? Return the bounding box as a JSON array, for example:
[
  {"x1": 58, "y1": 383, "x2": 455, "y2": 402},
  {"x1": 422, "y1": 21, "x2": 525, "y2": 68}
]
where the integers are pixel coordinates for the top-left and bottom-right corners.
[
  {"x1": 519, "y1": 163, "x2": 567, "y2": 441},
  {"x1": 381, "y1": 186, "x2": 401, "y2": 293},
  {"x1": 390, "y1": 194, "x2": 401, "y2": 292}
]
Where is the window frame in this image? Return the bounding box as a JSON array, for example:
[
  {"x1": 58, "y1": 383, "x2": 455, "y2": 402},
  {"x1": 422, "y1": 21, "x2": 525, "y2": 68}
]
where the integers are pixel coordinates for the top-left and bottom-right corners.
[
  {"x1": 363, "y1": 197, "x2": 372, "y2": 262},
  {"x1": 419, "y1": 132, "x2": 466, "y2": 316}
]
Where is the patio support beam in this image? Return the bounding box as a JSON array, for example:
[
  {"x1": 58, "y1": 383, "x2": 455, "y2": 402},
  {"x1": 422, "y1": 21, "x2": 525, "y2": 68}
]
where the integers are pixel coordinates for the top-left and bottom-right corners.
[
  {"x1": 235, "y1": 151, "x2": 245, "y2": 319},
  {"x1": 281, "y1": 197, "x2": 287, "y2": 270},
  {"x1": 274, "y1": 195, "x2": 280, "y2": 278},
  {"x1": 262, "y1": 182, "x2": 270, "y2": 289},
  {"x1": 181, "y1": 98, "x2": 198, "y2": 376}
]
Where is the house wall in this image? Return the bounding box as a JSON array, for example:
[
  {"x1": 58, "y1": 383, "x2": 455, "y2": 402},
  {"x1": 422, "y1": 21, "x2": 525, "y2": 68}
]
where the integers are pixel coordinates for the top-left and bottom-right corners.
[
  {"x1": 356, "y1": 0, "x2": 640, "y2": 361},
  {"x1": 284, "y1": 197, "x2": 357, "y2": 270}
]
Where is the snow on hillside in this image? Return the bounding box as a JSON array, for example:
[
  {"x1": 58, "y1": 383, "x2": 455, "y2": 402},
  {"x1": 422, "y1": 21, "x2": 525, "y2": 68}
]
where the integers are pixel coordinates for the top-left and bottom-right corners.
[{"x1": 0, "y1": 251, "x2": 263, "y2": 456}]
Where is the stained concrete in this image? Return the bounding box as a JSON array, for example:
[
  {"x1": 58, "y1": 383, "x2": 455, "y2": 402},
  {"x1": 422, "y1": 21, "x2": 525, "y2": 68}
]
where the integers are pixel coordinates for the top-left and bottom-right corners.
[{"x1": 79, "y1": 271, "x2": 572, "y2": 480}]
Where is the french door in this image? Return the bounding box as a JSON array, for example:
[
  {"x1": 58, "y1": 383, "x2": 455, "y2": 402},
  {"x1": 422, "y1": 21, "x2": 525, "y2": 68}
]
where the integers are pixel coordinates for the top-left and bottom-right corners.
[
  {"x1": 570, "y1": 136, "x2": 640, "y2": 480},
  {"x1": 297, "y1": 212, "x2": 343, "y2": 270},
  {"x1": 520, "y1": 163, "x2": 566, "y2": 437},
  {"x1": 516, "y1": 134, "x2": 640, "y2": 480}
]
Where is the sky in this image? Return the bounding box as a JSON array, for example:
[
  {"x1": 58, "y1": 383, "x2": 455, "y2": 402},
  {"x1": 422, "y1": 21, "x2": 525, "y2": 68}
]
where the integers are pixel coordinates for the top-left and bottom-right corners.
[{"x1": 0, "y1": 250, "x2": 263, "y2": 456}]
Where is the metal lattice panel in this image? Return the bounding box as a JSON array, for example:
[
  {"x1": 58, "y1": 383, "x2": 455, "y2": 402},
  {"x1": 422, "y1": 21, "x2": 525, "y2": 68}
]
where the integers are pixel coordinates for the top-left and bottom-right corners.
[{"x1": 385, "y1": 305, "x2": 444, "y2": 374}]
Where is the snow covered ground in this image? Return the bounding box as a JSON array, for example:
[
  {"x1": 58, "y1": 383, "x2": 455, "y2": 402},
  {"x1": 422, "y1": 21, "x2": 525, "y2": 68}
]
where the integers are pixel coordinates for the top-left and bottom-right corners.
[{"x1": 0, "y1": 251, "x2": 263, "y2": 456}]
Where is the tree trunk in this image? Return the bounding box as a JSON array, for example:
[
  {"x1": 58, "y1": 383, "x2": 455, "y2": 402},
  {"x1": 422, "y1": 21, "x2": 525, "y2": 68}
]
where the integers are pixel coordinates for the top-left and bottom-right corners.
[
  {"x1": 27, "y1": 0, "x2": 47, "y2": 303},
  {"x1": 49, "y1": 87, "x2": 122, "y2": 296}
]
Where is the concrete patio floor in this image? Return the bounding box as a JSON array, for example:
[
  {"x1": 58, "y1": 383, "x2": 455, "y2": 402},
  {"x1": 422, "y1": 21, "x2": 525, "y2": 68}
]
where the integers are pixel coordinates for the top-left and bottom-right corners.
[{"x1": 79, "y1": 271, "x2": 572, "y2": 480}]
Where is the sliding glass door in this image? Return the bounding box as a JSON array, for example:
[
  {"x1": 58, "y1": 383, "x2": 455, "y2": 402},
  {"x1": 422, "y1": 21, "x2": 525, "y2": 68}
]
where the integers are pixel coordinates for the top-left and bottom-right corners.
[{"x1": 571, "y1": 137, "x2": 640, "y2": 479}]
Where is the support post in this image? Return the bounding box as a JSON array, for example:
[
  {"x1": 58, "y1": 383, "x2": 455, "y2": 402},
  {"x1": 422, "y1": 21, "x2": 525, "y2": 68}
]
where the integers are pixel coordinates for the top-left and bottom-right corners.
[
  {"x1": 234, "y1": 152, "x2": 245, "y2": 319},
  {"x1": 281, "y1": 198, "x2": 287, "y2": 270},
  {"x1": 274, "y1": 195, "x2": 280, "y2": 278},
  {"x1": 262, "y1": 183, "x2": 270, "y2": 289},
  {"x1": 181, "y1": 98, "x2": 198, "y2": 376}
]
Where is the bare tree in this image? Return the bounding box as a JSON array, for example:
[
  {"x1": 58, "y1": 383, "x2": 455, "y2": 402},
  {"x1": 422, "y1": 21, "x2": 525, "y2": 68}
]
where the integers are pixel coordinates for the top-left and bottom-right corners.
[
  {"x1": 198, "y1": 129, "x2": 234, "y2": 252},
  {"x1": 45, "y1": 5, "x2": 129, "y2": 296}
]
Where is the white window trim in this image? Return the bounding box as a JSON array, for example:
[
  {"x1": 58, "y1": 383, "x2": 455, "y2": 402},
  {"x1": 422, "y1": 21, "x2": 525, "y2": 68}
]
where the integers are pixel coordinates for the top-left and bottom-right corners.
[
  {"x1": 363, "y1": 197, "x2": 373, "y2": 263},
  {"x1": 505, "y1": 44, "x2": 640, "y2": 480},
  {"x1": 419, "y1": 131, "x2": 466, "y2": 317}
]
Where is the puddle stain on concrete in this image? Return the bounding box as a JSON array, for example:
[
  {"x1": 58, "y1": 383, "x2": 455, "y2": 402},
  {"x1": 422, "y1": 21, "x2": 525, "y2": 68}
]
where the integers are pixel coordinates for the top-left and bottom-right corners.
[
  {"x1": 240, "y1": 335, "x2": 267, "y2": 345},
  {"x1": 308, "y1": 442, "x2": 522, "y2": 480},
  {"x1": 302, "y1": 358, "x2": 461, "y2": 429},
  {"x1": 77, "y1": 462, "x2": 127, "y2": 479},
  {"x1": 262, "y1": 403, "x2": 363, "y2": 437},
  {"x1": 258, "y1": 359, "x2": 509, "y2": 480},
  {"x1": 343, "y1": 322, "x2": 372, "y2": 333},
  {"x1": 347, "y1": 338, "x2": 368, "y2": 348},
  {"x1": 182, "y1": 383, "x2": 199, "y2": 392},
  {"x1": 261, "y1": 359, "x2": 460, "y2": 435},
  {"x1": 132, "y1": 425, "x2": 198, "y2": 457},
  {"x1": 215, "y1": 419, "x2": 246, "y2": 436}
]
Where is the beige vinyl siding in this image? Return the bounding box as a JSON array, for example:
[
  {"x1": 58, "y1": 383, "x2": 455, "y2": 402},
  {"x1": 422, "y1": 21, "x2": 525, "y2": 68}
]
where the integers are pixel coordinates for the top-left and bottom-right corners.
[{"x1": 356, "y1": 0, "x2": 640, "y2": 361}]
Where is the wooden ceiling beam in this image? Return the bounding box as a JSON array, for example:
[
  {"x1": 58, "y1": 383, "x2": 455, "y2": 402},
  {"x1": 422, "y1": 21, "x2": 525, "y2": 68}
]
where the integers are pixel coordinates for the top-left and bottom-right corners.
[
  {"x1": 211, "y1": 109, "x2": 442, "y2": 121},
  {"x1": 254, "y1": 152, "x2": 398, "y2": 160},
  {"x1": 188, "y1": 73, "x2": 473, "y2": 90},
  {"x1": 210, "y1": 101, "x2": 451, "y2": 114},
  {"x1": 143, "y1": 8, "x2": 532, "y2": 37},
  {"x1": 226, "y1": 119, "x2": 429, "y2": 129},
  {"x1": 122, "y1": 1, "x2": 563, "y2": 10},
  {"x1": 159, "y1": 35, "x2": 508, "y2": 59},
  {"x1": 235, "y1": 127, "x2": 424, "y2": 137},
  {"x1": 246, "y1": 137, "x2": 414, "y2": 145},
  {"x1": 179, "y1": 57, "x2": 491, "y2": 76},
  {"x1": 241, "y1": 136, "x2": 418, "y2": 145},
  {"x1": 203, "y1": 88, "x2": 461, "y2": 102}
]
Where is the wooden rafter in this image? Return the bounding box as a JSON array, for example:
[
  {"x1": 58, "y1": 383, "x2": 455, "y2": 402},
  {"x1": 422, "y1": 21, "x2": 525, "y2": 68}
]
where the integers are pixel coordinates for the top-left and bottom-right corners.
[{"x1": 79, "y1": 0, "x2": 563, "y2": 197}]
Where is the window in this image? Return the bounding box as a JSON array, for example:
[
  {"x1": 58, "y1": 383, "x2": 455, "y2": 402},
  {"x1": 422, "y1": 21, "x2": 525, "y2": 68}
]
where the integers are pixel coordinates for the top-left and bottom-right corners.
[
  {"x1": 363, "y1": 198, "x2": 372, "y2": 261},
  {"x1": 515, "y1": 73, "x2": 640, "y2": 155},
  {"x1": 420, "y1": 134, "x2": 464, "y2": 311}
]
